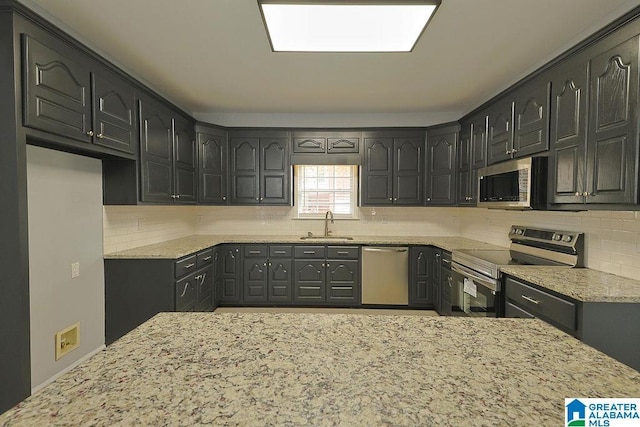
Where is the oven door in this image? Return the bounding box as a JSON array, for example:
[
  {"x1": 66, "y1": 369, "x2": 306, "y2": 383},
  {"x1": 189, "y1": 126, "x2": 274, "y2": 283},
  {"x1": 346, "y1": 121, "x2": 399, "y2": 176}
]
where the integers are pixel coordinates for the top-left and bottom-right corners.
[{"x1": 451, "y1": 262, "x2": 500, "y2": 317}]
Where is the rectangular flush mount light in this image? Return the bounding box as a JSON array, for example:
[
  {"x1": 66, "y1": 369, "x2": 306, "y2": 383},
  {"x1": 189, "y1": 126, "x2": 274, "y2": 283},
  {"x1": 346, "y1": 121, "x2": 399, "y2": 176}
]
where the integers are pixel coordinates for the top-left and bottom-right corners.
[{"x1": 258, "y1": 0, "x2": 441, "y2": 52}]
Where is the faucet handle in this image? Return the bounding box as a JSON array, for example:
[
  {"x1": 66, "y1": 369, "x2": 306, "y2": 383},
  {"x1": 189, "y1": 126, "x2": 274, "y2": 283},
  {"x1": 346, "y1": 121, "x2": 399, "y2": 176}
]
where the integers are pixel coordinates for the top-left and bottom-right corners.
[{"x1": 307, "y1": 231, "x2": 313, "y2": 237}]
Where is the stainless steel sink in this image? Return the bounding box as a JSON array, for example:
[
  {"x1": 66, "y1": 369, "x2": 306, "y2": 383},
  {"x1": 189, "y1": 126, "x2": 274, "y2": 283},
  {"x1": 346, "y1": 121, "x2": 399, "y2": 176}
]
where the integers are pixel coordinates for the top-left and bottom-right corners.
[{"x1": 300, "y1": 236, "x2": 354, "y2": 240}]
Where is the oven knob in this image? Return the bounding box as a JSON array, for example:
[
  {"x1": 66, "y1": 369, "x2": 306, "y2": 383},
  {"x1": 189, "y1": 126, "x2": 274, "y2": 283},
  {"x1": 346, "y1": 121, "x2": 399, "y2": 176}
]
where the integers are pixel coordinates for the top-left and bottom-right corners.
[
  {"x1": 511, "y1": 227, "x2": 517, "y2": 234},
  {"x1": 562, "y1": 235, "x2": 573, "y2": 242},
  {"x1": 553, "y1": 233, "x2": 562, "y2": 241},
  {"x1": 516, "y1": 229, "x2": 523, "y2": 235}
]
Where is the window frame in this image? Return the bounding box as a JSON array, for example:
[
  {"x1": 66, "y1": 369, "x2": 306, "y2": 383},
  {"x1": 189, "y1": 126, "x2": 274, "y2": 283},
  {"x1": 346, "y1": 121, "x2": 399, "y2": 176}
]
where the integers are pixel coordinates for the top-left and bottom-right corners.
[{"x1": 294, "y1": 164, "x2": 359, "y2": 220}]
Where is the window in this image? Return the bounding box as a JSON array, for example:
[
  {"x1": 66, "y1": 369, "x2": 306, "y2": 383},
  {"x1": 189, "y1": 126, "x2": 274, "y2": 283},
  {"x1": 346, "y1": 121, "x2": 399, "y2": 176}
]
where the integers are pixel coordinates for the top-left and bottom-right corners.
[{"x1": 295, "y1": 165, "x2": 358, "y2": 219}]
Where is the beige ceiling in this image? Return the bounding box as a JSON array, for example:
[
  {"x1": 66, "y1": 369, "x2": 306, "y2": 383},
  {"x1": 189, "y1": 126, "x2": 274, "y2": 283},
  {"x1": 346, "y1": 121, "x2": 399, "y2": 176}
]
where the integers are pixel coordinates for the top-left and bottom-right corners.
[{"x1": 19, "y1": 0, "x2": 640, "y2": 123}]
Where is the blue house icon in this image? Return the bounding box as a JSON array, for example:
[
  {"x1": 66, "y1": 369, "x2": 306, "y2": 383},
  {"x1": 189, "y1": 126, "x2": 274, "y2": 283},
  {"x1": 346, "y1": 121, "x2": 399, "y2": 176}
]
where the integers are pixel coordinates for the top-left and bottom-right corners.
[{"x1": 566, "y1": 399, "x2": 587, "y2": 422}]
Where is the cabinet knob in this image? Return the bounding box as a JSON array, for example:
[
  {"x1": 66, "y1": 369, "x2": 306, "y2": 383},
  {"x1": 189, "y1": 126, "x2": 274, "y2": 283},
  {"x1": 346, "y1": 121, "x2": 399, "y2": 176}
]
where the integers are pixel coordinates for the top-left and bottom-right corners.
[
  {"x1": 583, "y1": 192, "x2": 589, "y2": 197},
  {"x1": 97, "y1": 133, "x2": 104, "y2": 139},
  {"x1": 389, "y1": 198, "x2": 393, "y2": 201},
  {"x1": 575, "y1": 192, "x2": 581, "y2": 197},
  {"x1": 255, "y1": 197, "x2": 259, "y2": 201},
  {"x1": 511, "y1": 149, "x2": 517, "y2": 154},
  {"x1": 175, "y1": 194, "x2": 181, "y2": 199},
  {"x1": 326, "y1": 263, "x2": 330, "y2": 267},
  {"x1": 86, "y1": 130, "x2": 94, "y2": 137},
  {"x1": 236, "y1": 249, "x2": 239, "y2": 253},
  {"x1": 394, "y1": 198, "x2": 397, "y2": 201},
  {"x1": 505, "y1": 150, "x2": 511, "y2": 155},
  {"x1": 171, "y1": 195, "x2": 176, "y2": 199},
  {"x1": 260, "y1": 197, "x2": 264, "y2": 201},
  {"x1": 426, "y1": 198, "x2": 431, "y2": 202},
  {"x1": 222, "y1": 196, "x2": 226, "y2": 200}
]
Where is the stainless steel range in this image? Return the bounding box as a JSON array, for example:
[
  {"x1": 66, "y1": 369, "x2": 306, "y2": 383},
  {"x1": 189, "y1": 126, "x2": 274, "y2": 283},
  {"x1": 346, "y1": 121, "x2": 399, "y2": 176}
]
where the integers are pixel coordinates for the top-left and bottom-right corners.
[{"x1": 450, "y1": 226, "x2": 584, "y2": 317}]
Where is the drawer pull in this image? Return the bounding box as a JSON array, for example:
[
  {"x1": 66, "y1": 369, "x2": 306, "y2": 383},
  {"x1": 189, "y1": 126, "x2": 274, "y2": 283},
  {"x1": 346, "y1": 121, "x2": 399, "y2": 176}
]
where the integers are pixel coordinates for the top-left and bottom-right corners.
[
  {"x1": 337, "y1": 251, "x2": 349, "y2": 255},
  {"x1": 184, "y1": 263, "x2": 195, "y2": 269},
  {"x1": 521, "y1": 295, "x2": 539, "y2": 305},
  {"x1": 274, "y1": 250, "x2": 286, "y2": 254},
  {"x1": 180, "y1": 283, "x2": 190, "y2": 297},
  {"x1": 249, "y1": 250, "x2": 262, "y2": 254},
  {"x1": 203, "y1": 256, "x2": 212, "y2": 261},
  {"x1": 303, "y1": 251, "x2": 316, "y2": 254}
]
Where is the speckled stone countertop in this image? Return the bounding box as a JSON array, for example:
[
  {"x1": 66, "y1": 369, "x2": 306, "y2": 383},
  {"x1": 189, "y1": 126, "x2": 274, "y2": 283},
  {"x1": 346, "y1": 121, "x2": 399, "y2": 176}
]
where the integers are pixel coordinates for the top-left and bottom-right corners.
[
  {"x1": 103, "y1": 234, "x2": 506, "y2": 259},
  {"x1": 1, "y1": 312, "x2": 639, "y2": 426},
  {"x1": 501, "y1": 266, "x2": 640, "y2": 303}
]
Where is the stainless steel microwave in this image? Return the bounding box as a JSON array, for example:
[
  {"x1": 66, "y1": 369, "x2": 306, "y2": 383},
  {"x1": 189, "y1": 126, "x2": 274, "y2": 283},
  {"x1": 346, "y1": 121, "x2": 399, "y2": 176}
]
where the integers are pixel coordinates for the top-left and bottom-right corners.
[{"x1": 477, "y1": 157, "x2": 547, "y2": 210}]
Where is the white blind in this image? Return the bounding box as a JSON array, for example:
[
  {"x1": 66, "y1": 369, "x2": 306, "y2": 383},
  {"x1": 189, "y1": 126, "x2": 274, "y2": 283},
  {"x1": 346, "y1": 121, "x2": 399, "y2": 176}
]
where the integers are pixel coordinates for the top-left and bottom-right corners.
[{"x1": 295, "y1": 165, "x2": 357, "y2": 218}]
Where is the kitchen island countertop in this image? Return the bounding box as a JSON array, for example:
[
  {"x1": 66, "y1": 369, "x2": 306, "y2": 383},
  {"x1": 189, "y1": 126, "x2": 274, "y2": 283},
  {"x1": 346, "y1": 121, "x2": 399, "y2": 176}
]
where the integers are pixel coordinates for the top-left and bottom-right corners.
[
  {"x1": 1, "y1": 312, "x2": 639, "y2": 426},
  {"x1": 103, "y1": 234, "x2": 506, "y2": 259}
]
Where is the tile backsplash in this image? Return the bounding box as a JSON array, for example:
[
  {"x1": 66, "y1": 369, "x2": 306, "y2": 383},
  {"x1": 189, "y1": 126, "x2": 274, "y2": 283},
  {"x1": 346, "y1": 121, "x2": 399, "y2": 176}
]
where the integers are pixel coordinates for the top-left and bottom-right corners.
[{"x1": 103, "y1": 205, "x2": 640, "y2": 281}]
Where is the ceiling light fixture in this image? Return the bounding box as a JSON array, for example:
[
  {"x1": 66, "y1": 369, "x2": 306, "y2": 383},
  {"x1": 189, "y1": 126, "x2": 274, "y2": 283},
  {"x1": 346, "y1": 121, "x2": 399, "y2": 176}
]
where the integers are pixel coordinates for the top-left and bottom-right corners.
[{"x1": 258, "y1": 0, "x2": 441, "y2": 53}]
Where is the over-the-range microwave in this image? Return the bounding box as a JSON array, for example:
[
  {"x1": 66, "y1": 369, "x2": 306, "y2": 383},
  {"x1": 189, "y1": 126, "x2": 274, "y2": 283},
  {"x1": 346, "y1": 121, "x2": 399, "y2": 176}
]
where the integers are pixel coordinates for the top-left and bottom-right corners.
[{"x1": 477, "y1": 156, "x2": 547, "y2": 210}]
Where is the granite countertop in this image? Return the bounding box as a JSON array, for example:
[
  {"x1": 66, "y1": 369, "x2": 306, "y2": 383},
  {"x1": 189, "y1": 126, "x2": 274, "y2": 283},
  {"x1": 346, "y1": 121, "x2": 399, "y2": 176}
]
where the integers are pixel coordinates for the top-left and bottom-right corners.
[
  {"x1": 501, "y1": 266, "x2": 640, "y2": 303},
  {"x1": 103, "y1": 234, "x2": 506, "y2": 259},
  {"x1": 2, "y1": 312, "x2": 639, "y2": 426}
]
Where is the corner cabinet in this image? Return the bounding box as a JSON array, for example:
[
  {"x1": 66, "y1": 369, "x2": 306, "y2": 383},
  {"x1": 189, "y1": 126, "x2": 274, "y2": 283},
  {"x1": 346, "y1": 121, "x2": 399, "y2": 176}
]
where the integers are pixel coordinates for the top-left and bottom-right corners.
[
  {"x1": 548, "y1": 33, "x2": 640, "y2": 207},
  {"x1": 139, "y1": 94, "x2": 196, "y2": 204},
  {"x1": 425, "y1": 123, "x2": 458, "y2": 206},
  {"x1": 196, "y1": 124, "x2": 228, "y2": 204},
  {"x1": 228, "y1": 130, "x2": 291, "y2": 205},
  {"x1": 360, "y1": 129, "x2": 425, "y2": 206}
]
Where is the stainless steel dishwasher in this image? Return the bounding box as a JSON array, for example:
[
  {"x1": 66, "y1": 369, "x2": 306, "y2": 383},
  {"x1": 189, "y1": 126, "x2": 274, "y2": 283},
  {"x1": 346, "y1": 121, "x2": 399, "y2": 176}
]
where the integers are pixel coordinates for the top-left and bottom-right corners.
[{"x1": 361, "y1": 246, "x2": 409, "y2": 305}]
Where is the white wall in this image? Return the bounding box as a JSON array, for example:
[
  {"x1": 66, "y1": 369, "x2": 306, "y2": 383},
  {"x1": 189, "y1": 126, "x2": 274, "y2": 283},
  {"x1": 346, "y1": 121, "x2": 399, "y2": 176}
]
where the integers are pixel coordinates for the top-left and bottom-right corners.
[{"x1": 27, "y1": 146, "x2": 105, "y2": 390}]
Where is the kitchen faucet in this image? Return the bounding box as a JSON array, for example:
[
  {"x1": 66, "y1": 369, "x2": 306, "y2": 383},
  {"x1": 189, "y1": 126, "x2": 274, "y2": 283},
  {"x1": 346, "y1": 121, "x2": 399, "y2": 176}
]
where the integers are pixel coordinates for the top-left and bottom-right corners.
[{"x1": 324, "y1": 210, "x2": 334, "y2": 237}]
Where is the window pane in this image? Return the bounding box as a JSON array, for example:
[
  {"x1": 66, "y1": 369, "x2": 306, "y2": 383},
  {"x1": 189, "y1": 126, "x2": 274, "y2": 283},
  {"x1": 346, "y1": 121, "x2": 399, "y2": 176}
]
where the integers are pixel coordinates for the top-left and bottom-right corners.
[{"x1": 296, "y1": 165, "x2": 356, "y2": 218}]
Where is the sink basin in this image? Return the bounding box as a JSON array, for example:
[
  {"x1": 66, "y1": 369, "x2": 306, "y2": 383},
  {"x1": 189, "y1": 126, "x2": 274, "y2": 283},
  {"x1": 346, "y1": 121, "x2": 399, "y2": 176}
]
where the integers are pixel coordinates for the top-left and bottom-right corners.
[{"x1": 300, "y1": 236, "x2": 354, "y2": 240}]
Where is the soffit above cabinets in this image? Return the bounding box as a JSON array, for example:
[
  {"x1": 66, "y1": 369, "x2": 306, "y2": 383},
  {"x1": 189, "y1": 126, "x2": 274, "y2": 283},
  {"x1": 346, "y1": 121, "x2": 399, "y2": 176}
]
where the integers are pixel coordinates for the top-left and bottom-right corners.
[{"x1": 18, "y1": 0, "x2": 640, "y2": 118}]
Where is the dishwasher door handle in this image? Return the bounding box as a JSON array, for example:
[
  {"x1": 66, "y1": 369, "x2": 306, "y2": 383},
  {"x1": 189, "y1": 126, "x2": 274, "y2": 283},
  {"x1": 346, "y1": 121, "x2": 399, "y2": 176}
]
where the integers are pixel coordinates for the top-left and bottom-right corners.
[{"x1": 363, "y1": 247, "x2": 408, "y2": 253}]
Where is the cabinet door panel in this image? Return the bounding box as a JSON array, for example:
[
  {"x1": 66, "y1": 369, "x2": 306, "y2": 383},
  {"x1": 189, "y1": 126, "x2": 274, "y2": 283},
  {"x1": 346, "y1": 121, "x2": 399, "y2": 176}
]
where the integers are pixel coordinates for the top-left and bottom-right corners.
[
  {"x1": 198, "y1": 128, "x2": 228, "y2": 204},
  {"x1": 293, "y1": 137, "x2": 326, "y2": 153},
  {"x1": 173, "y1": 117, "x2": 196, "y2": 203},
  {"x1": 230, "y1": 138, "x2": 260, "y2": 204},
  {"x1": 269, "y1": 260, "x2": 292, "y2": 302},
  {"x1": 513, "y1": 80, "x2": 550, "y2": 157},
  {"x1": 140, "y1": 98, "x2": 174, "y2": 202},
  {"x1": 294, "y1": 260, "x2": 325, "y2": 303},
  {"x1": 327, "y1": 137, "x2": 359, "y2": 154},
  {"x1": 220, "y1": 246, "x2": 242, "y2": 304},
  {"x1": 327, "y1": 260, "x2": 360, "y2": 304},
  {"x1": 426, "y1": 131, "x2": 456, "y2": 205},
  {"x1": 393, "y1": 138, "x2": 424, "y2": 205},
  {"x1": 548, "y1": 61, "x2": 589, "y2": 204},
  {"x1": 244, "y1": 259, "x2": 268, "y2": 303},
  {"x1": 486, "y1": 100, "x2": 514, "y2": 165},
  {"x1": 93, "y1": 71, "x2": 136, "y2": 154},
  {"x1": 409, "y1": 247, "x2": 433, "y2": 307},
  {"x1": 361, "y1": 138, "x2": 393, "y2": 205},
  {"x1": 260, "y1": 138, "x2": 290, "y2": 205},
  {"x1": 23, "y1": 34, "x2": 92, "y2": 143},
  {"x1": 587, "y1": 36, "x2": 640, "y2": 204}
]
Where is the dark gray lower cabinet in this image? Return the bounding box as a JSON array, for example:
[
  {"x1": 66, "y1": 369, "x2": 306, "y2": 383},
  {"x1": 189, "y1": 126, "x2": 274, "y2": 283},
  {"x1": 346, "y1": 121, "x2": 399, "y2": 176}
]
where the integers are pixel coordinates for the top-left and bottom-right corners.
[
  {"x1": 104, "y1": 248, "x2": 216, "y2": 345},
  {"x1": 438, "y1": 254, "x2": 453, "y2": 316},
  {"x1": 504, "y1": 275, "x2": 640, "y2": 371},
  {"x1": 409, "y1": 246, "x2": 434, "y2": 307},
  {"x1": 242, "y1": 245, "x2": 293, "y2": 304},
  {"x1": 219, "y1": 245, "x2": 243, "y2": 305},
  {"x1": 294, "y1": 246, "x2": 360, "y2": 306}
]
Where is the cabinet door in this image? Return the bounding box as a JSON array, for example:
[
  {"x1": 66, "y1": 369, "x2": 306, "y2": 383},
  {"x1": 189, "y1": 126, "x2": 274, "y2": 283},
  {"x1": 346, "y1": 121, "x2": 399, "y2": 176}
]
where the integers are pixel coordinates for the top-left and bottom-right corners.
[
  {"x1": 409, "y1": 247, "x2": 432, "y2": 307},
  {"x1": 439, "y1": 267, "x2": 453, "y2": 316},
  {"x1": 486, "y1": 98, "x2": 515, "y2": 165},
  {"x1": 198, "y1": 127, "x2": 228, "y2": 204},
  {"x1": 469, "y1": 116, "x2": 487, "y2": 204},
  {"x1": 220, "y1": 246, "x2": 242, "y2": 304},
  {"x1": 512, "y1": 79, "x2": 551, "y2": 157},
  {"x1": 175, "y1": 273, "x2": 197, "y2": 312},
  {"x1": 195, "y1": 267, "x2": 214, "y2": 312},
  {"x1": 327, "y1": 260, "x2": 360, "y2": 305},
  {"x1": 229, "y1": 137, "x2": 260, "y2": 204},
  {"x1": 23, "y1": 34, "x2": 92, "y2": 143},
  {"x1": 93, "y1": 71, "x2": 136, "y2": 154},
  {"x1": 173, "y1": 116, "x2": 196, "y2": 203},
  {"x1": 361, "y1": 137, "x2": 393, "y2": 205},
  {"x1": 327, "y1": 137, "x2": 359, "y2": 154},
  {"x1": 140, "y1": 97, "x2": 174, "y2": 203},
  {"x1": 426, "y1": 130, "x2": 457, "y2": 205},
  {"x1": 548, "y1": 61, "x2": 589, "y2": 204},
  {"x1": 457, "y1": 122, "x2": 472, "y2": 205},
  {"x1": 393, "y1": 137, "x2": 424, "y2": 205},
  {"x1": 293, "y1": 260, "x2": 326, "y2": 304},
  {"x1": 243, "y1": 258, "x2": 268, "y2": 303},
  {"x1": 293, "y1": 137, "x2": 326, "y2": 153},
  {"x1": 586, "y1": 36, "x2": 640, "y2": 204},
  {"x1": 269, "y1": 259, "x2": 293, "y2": 302},
  {"x1": 260, "y1": 138, "x2": 290, "y2": 205}
]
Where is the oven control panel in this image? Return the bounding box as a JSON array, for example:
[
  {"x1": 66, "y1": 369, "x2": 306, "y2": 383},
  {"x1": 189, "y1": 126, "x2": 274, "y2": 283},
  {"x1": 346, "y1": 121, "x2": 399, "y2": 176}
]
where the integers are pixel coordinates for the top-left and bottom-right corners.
[{"x1": 509, "y1": 226, "x2": 581, "y2": 249}]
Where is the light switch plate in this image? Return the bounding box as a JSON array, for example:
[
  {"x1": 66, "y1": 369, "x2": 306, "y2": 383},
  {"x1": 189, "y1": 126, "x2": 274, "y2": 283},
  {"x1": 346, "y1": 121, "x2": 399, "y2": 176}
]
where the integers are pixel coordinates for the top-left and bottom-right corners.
[{"x1": 71, "y1": 262, "x2": 80, "y2": 278}]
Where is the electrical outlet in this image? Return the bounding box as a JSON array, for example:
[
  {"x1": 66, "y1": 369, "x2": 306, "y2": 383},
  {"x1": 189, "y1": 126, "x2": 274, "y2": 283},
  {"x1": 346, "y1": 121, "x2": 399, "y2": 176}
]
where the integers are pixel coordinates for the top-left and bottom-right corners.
[
  {"x1": 71, "y1": 262, "x2": 80, "y2": 278},
  {"x1": 137, "y1": 218, "x2": 144, "y2": 230}
]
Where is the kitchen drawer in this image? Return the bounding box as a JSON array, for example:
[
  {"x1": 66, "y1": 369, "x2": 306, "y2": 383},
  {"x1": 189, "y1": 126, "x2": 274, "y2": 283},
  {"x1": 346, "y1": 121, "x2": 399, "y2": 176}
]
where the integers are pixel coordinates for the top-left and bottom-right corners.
[
  {"x1": 295, "y1": 245, "x2": 326, "y2": 259},
  {"x1": 175, "y1": 255, "x2": 197, "y2": 278},
  {"x1": 327, "y1": 246, "x2": 359, "y2": 259},
  {"x1": 175, "y1": 273, "x2": 197, "y2": 311},
  {"x1": 244, "y1": 245, "x2": 268, "y2": 258},
  {"x1": 196, "y1": 249, "x2": 214, "y2": 267},
  {"x1": 505, "y1": 277, "x2": 576, "y2": 331},
  {"x1": 505, "y1": 301, "x2": 535, "y2": 319},
  {"x1": 269, "y1": 245, "x2": 293, "y2": 258}
]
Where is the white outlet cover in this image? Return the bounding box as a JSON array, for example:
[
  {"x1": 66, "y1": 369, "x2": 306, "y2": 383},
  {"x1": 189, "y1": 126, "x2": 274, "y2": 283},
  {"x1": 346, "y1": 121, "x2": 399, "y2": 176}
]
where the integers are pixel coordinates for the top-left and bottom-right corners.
[{"x1": 71, "y1": 262, "x2": 80, "y2": 278}]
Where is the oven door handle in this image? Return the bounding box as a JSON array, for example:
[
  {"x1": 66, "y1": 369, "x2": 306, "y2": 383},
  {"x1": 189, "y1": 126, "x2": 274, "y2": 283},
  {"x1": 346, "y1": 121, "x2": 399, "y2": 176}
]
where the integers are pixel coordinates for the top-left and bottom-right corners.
[{"x1": 451, "y1": 262, "x2": 499, "y2": 292}]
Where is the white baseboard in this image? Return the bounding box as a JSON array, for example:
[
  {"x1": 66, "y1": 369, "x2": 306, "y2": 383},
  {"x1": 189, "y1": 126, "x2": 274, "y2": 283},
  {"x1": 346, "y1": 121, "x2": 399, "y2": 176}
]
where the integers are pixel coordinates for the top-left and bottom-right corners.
[{"x1": 31, "y1": 344, "x2": 106, "y2": 394}]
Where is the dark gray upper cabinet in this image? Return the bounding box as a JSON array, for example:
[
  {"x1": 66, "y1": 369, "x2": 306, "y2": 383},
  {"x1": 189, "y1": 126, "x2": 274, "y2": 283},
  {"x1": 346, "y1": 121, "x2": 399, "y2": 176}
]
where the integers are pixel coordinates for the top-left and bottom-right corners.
[
  {"x1": 549, "y1": 34, "x2": 640, "y2": 206},
  {"x1": 457, "y1": 115, "x2": 487, "y2": 206},
  {"x1": 92, "y1": 70, "x2": 136, "y2": 154},
  {"x1": 229, "y1": 130, "x2": 290, "y2": 205},
  {"x1": 486, "y1": 97, "x2": 515, "y2": 165},
  {"x1": 512, "y1": 79, "x2": 551, "y2": 158},
  {"x1": 23, "y1": 33, "x2": 137, "y2": 156},
  {"x1": 173, "y1": 115, "x2": 196, "y2": 204},
  {"x1": 292, "y1": 131, "x2": 360, "y2": 154},
  {"x1": 139, "y1": 95, "x2": 195, "y2": 204},
  {"x1": 426, "y1": 124, "x2": 458, "y2": 206},
  {"x1": 197, "y1": 124, "x2": 228, "y2": 204},
  {"x1": 361, "y1": 130, "x2": 424, "y2": 206}
]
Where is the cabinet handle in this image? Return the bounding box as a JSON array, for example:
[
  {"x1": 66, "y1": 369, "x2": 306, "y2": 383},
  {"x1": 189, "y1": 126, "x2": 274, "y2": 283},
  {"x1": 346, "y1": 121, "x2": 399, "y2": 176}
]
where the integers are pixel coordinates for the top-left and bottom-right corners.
[
  {"x1": 203, "y1": 256, "x2": 212, "y2": 261},
  {"x1": 447, "y1": 276, "x2": 452, "y2": 288},
  {"x1": 589, "y1": 192, "x2": 596, "y2": 197},
  {"x1": 86, "y1": 130, "x2": 94, "y2": 137},
  {"x1": 303, "y1": 251, "x2": 316, "y2": 254},
  {"x1": 249, "y1": 250, "x2": 261, "y2": 254},
  {"x1": 97, "y1": 133, "x2": 104, "y2": 139},
  {"x1": 511, "y1": 149, "x2": 517, "y2": 154},
  {"x1": 200, "y1": 273, "x2": 207, "y2": 287},
  {"x1": 505, "y1": 150, "x2": 511, "y2": 155},
  {"x1": 521, "y1": 294, "x2": 539, "y2": 305},
  {"x1": 184, "y1": 263, "x2": 195, "y2": 269},
  {"x1": 274, "y1": 250, "x2": 286, "y2": 254},
  {"x1": 337, "y1": 251, "x2": 349, "y2": 255},
  {"x1": 180, "y1": 283, "x2": 190, "y2": 297}
]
